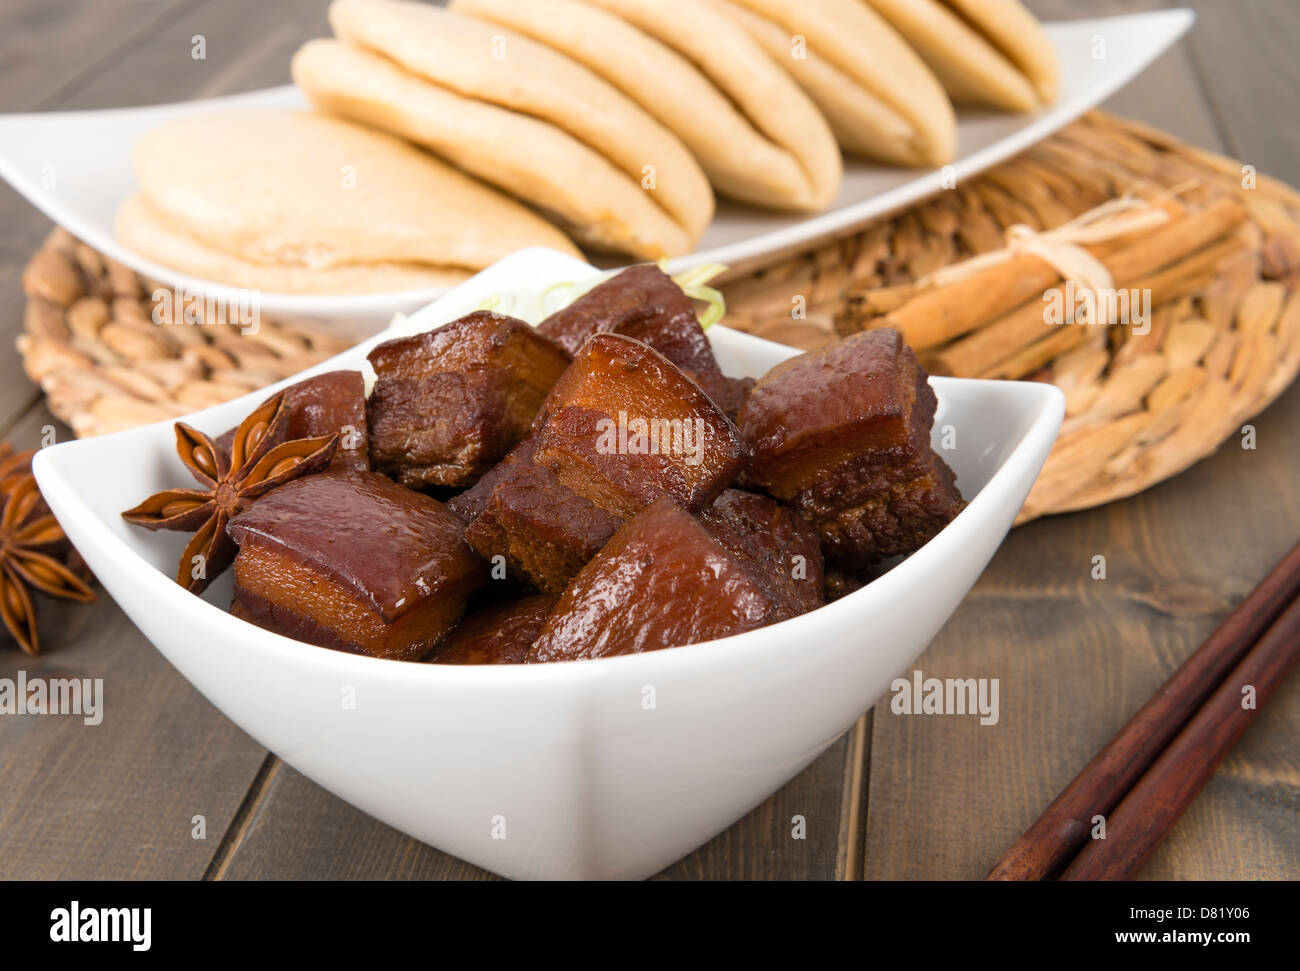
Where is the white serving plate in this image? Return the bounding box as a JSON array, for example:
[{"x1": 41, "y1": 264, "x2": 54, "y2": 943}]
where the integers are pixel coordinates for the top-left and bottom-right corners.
[
  {"x1": 0, "y1": 10, "x2": 1192, "y2": 338},
  {"x1": 34, "y1": 247, "x2": 1064, "y2": 880}
]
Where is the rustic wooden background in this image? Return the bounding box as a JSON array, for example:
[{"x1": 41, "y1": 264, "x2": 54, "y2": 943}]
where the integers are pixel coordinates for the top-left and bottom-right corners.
[{"x1": 0, "y1": 0, "x2": 1296, "y2": 880}]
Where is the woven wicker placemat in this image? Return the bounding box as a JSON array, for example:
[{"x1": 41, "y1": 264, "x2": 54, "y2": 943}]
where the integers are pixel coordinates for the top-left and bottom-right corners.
[
  {"x1": 18, "y1": 245, "x2": 353, "y2": 438},
  {"x1": 16, "y1": 111, "x2": 1300, "y2": 523}
]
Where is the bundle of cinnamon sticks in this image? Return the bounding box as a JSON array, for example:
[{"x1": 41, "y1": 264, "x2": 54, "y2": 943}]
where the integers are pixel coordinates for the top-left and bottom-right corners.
[{"x1": 835, "y1": 189, "x2": 1250, "y2": 382}]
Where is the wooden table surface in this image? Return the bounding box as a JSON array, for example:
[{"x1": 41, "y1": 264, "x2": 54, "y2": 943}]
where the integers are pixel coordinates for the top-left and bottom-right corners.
[{"x1": 0, "y1": 0, "x2": 1296, "y2": 881}]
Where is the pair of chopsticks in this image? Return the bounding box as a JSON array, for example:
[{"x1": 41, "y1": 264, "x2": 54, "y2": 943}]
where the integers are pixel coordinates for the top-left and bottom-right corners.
[{"x1": 988, "y1": 540, "x2": 1300, "y2": 880}]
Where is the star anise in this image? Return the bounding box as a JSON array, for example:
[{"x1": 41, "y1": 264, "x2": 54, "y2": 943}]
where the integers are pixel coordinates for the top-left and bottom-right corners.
[
  {"x1": 0, "y1": 472, "x2": 96, "y2": 655},
  {"x1": 122, "y1": 391, "x2": 337, "y2": 594},
  {"x1": 0, "y1": 442, "x2": 34, "y2": 492}
]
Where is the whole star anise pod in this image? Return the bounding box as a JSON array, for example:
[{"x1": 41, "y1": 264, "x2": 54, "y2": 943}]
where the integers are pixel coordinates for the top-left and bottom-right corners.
[
  {"x1": 122, "y1": 392, "x2": 337, "y2": 594},
  {"x1": 0, "y1": 472, "x2": 96, "y2": 655}
]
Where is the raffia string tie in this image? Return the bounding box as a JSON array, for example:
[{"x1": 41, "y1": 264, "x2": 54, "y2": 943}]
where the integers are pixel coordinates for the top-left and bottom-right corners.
[{"x1": 920, "y1": 188, "x2": 1182, "y2": 314}]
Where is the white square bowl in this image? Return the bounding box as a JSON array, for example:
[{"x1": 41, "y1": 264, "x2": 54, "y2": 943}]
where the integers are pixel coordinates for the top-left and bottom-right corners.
[{"x1": 34, "y1": 247, "x2": 1064, "y2": 879}]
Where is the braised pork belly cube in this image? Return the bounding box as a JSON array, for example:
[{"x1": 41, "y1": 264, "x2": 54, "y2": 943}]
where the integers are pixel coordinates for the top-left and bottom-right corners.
[
  {"x1": 696, "y1": 373, "x2": 754, "y2": 424},
  {"x1": 366, "y1": 311, "x2": 571, "y2": 489},
  {"x1": 446, "y1": 434, "x2": 540, "y2": 523},
  {"x1": 535, "y1": 333, "x2": 747, "y2": 518},
  {"x1": 449, "y1": 435, "x2": 621, "y2": 593},
  {"x1": 538, "y1": 264, "x2": 749, "y2": 419},
  {"x1": 425, "y1": 595, "x2": 557, "y2": 665},
  {"x1": 738, "y1": 328, "x2": 963, "y2": 568},
  {"x1": 611, "y1": 292, "x2": 752, "y2": 422},
  {"x1": 217, "y1": 370, "x2": 370, "y2": 472},
  {"x1": 453, "y1": 334, "x2": 747, "y2": 593},
  {"x1": 281, "y1": 370, "x2": 370, "y2": 472},
  {"x1": 699, "y1": 489, "x2": 826, "y2": 615},
  {"x1": 528, "y1": 498, "x2": 799, "y2": 663},
  {"x1": 822, "y1": 559, "x2": 904, "y2": 601},
  {"x1": 739, "y1": 328, "x2": 937, "y2": 498},
  {"x1": 227, "y1": 471, "x2": 486, "y2": 661},
  {"x1": 539, "y1": 264, "x2": 700, "y2": 356},
  {"x1": 799, "y1": 446, "x2": 964, "y2": 565},
  {"x1": 461, "y1": 458, "x2": 623, "y2": 594}
]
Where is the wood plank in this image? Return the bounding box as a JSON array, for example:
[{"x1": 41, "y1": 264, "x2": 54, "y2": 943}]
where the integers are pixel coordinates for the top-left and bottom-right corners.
[
  {"x1": 3, "y1": 0, "x2": 1296, "y2": 883},
  {"x1": 864, "y1": 380, "x2": 1300, "y2": 880},
  {"x1": 0, "y1": 0, "x2": 333, "y2": 879},
  {"x1": 0, "y1": 0, "x2": 199, "y2": 112},
  {"x1": 0, "y1": 402, "x2": 269, "y2": 878},
  {"x1": 1177, "y1": 0, "x2": 1300, "y2": 178},
  {"x1": 212, "y1": 761, "x2": 497, "y2": 881},
  {"x1": 42, "y1": 0, "x2": 332, "y2": 111}
]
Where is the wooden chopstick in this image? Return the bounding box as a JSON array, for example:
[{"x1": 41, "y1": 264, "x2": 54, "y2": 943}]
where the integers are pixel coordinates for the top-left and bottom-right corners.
[
  {"x1": 987, "y1": 539, "x2": 1300, "y2": 880},
  {"x1": 1060, "y1": 592, "x2": 1300, "y2": 879}
]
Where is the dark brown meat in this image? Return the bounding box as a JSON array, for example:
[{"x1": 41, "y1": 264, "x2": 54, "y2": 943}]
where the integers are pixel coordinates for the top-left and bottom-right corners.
[
  {"x1": 425, "y1": 594, "x2": 557, "y2": 665},
  {"x1": 452, "y1": 334, "x2": 748, "y2": 593},
  {"x1": 538, "y1": 264, "x2": 698, "y2": 356},
  {"x1": 533, "y1": 332, "x2": 748, "y2": 517},
  {"x1": 537, "y1": 264, "x2": 746, "y2": 419},
  {"x1": 528, "y1": 498, "x2": 797, "y2": 662},
  {"x1": 461, "y1": 456, "x2": 623, "y2": 594},
  {"x1": 809, "y1": 447, "x2": 964, "y2": 564},
  {"x1": 449, "y1": 434, "x2": 622, "y2": 593},
  {"x1": 738, "y1": 328, "x2": 963, "y2": 568},
  {"x1": 446, "y1": 434, "x2": 539, "y2": 522},
  {"x1": 366, "y1": 311, "x2": 571, "y2": 489},
  {"x1": 699, "y1": 489, "x2": 825, "y2": 615},
  {"x1": 227, "y1": 471, "x2": 485, "y2": 661},
  {"x1": 740, "y1": 328, "x2": 936, "y2": 498},
  {"x1": 217, "y1": 370, "x2": 370, "y2": 473},
  {"x1": 694, "y1": 374, "x2": 754, "y2": 424}
]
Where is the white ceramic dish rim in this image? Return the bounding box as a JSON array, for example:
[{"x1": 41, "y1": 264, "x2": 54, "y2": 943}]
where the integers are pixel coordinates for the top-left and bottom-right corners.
[
  {"x1": 33, "y1": 248, "x2": 1065, "y2": 690},
  {"x1": 0, "y1": 9, "x2": 1194, "y2": 325}
]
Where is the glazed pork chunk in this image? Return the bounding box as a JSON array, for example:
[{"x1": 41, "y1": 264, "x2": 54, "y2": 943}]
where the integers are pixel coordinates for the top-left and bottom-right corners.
[
  {"x1": 217, "y1": 369, "x2": 371, "y2": 473},
  {"x1": 425, "y1": 594, "x2": 557, "y2": 665},
  {"x1": 227, "y1": 470, "x2": 486, "y2": 661},
  {"x1": 537, "y1": 263, "x2": 751, "y2": 419},
  {"x1": 535, "y1": 333, "x2": 748, "y2": 516},
  {"x1": 367, "y1": 311, "x2": 571, "y2": 488},
  {"x1": 529, "y1": 497, "x2": 814, "y2": 662},
  {"x1": 451, "y1": 434, "x2": 624, "y2": 594},
  {"x1": 455, "y1": 333, "x2": 748, "y2": 593},
  {"x1": 699, "y1": 488, "x2": 826, "y2": 616},
  {"x1": 738, "y1": 328, "x2": 964, "y2": 567}
]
